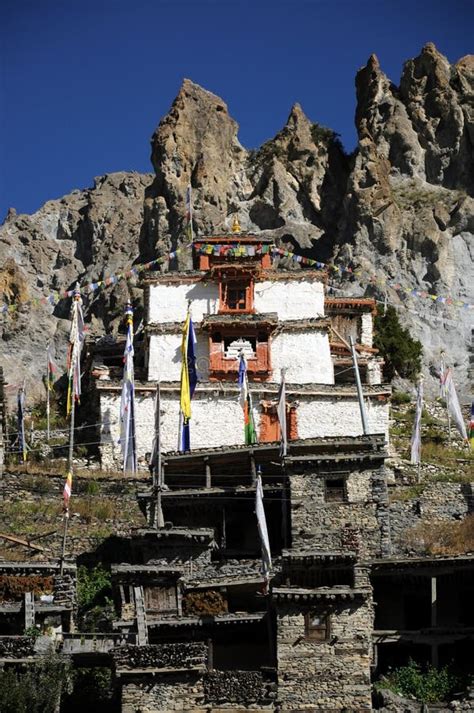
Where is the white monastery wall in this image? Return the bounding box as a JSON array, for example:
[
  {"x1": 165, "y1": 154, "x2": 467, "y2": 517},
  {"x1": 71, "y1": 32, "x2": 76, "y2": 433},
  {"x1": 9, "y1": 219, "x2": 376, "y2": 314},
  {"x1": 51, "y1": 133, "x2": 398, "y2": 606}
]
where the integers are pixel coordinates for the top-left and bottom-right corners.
[
  {"x1": 148, "y1": 331, "x2": 333, "y2": 385},
  {"x1": 254, "y1": 280, "x2": 325, "y2": 320},
  {"x1": 271, "y1": 332, "x2": 334, "y2": 384},
  {"x1": 147, "y1": 278, "x2": 325, "y2": 326},
  {"x1": 148, "y1": 283, "x2": 219, "y2": 324},
  {"x1": 360, "y1": 313, "x2": 374, "y2": 347},
  {"x1": 99, "y1": 389, "x2": 389, "y2": 467},
  {"x1": 147, "y1": 333, "x2": 209, "y2": 381},
  {"x1": 297, "y1": 397, "x2": 389, "y2": 440}
]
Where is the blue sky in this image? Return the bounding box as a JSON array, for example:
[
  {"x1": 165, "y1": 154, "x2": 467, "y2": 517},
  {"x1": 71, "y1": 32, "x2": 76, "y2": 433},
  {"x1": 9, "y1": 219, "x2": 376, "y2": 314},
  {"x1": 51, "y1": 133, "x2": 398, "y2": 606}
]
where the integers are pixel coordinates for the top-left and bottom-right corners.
[{"x1": 1, "y1": 0, "x2": 472, "y2": 218}]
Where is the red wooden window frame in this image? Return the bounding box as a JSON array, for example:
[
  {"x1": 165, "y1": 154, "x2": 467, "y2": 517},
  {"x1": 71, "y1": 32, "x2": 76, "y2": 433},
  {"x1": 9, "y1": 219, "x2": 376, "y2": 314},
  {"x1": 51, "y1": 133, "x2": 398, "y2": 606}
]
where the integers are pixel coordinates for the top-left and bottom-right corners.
[
  {"x1": 259, "y1": 404, "x2": 298, "y2": 443},
  {"x1": 219, "y1": 278, "x2": 254, "y2": 314}
]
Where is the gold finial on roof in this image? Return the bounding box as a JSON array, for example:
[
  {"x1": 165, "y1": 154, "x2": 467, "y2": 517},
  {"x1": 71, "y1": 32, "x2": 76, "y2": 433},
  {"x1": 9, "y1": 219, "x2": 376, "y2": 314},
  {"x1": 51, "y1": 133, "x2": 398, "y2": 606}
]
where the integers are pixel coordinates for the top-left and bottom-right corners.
[{"x1": 231, "y1": 216, "x2": 241, "y2": 234}]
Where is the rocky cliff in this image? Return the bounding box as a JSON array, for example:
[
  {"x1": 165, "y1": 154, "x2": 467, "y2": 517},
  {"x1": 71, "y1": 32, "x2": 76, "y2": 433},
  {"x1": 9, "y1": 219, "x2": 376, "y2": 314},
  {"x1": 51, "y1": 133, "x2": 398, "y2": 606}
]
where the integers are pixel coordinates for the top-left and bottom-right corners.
[{"x1": 1, "y1": 43, "x2": 472, "y2": 402}]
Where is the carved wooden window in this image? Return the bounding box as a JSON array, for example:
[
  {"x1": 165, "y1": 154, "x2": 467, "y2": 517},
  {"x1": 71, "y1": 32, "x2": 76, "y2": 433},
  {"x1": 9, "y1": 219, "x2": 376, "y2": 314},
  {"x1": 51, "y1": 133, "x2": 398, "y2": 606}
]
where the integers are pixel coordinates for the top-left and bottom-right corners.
[
  {"x1": 324, "y1": 476, "x2": 346, "y2": 503},
  {"x1": 305, "y1": 611, "x2": 330, "y2": 642},
  {"x1": 219, "y1": 278, "x2": 253, "y2": 313}
]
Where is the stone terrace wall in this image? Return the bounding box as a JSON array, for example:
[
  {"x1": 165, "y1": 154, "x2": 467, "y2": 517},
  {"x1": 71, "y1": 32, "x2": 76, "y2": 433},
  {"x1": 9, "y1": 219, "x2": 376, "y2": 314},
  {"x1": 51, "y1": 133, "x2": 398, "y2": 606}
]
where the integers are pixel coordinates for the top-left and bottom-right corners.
[
  {"x1": 113, "y1": 642, "x2": 207, "y2": 671},
  {"x1": 0, "y1": 635, "x2": 35, "y2": 658},
  {"x1": 290, "y1": 465, "x2": 391, "y2": 558},
  {"x1": 121, "y1": 672, "x2": 204, "y2": 713},
  {"x1": 203, "y1": 670, "x2": 276, "y2": 708},
  {"x1": 276, "y1": 597, "x2": 373, "y2": 711},
  {"x1": 389, "y1": 481, "x2": 474, "y2": 555}
]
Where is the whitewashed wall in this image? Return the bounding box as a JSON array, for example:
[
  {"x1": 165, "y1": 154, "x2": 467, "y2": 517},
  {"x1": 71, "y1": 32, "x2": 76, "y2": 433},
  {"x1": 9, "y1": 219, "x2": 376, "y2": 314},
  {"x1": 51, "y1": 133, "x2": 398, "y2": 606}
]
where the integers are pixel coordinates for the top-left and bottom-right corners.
[
  {"x1": 148, "y1": 283, "x2": 219, "y2": 324},
  {"x1": 297, "y1": 397, "x2": 389, "y2": 440},
  {"x1": 148, "y1": 333, "x2": 209, "y2": 381},
  {"x1": 254, "y1": 280, "x2": 325, "y2": 320},
  {"x1": 360, "y1": 313, "x2": 373, "y2": 347},
  {"x1": 147, "y1": 277, "x2": 325, "y2": 326},
  {"x1": 148, "y1": 330, "x2": 333, "y2": 384},
  {"x1": 271, "y1": 332, "x2": 334, "y2": 384},
  {"x1": 99, "y1": 388, "x2": 389, "y2": 466}
]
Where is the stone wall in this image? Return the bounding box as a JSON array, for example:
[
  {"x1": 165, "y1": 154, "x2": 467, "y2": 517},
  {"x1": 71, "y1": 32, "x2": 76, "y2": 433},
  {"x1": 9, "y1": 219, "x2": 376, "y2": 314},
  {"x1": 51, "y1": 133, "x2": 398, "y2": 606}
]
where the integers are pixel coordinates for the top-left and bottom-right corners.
[
  {"x1": 120, "y1": 669, "x2": 277, "y2": 712},
  {"x1": 389, "y1": 481, "x2": 473, "y2": 555},
  {"x1": 113, "y1": 641, "x2": 207, "y2": 671},
  {"x1": 203, "y1": 670, "x2": 276, "y2": 707},
  {"x1": 121, "y1": 672, "x2": 204, "y2": 712},
  {"x1": 290, "y1": 465, "x2": 391, "y2": 558},
  {"x1": 276, "y1": 597, "x2": 373, "y2": 711},
  {"x1": 0, "y1": 635, "x2": 35, "y2": 658}
]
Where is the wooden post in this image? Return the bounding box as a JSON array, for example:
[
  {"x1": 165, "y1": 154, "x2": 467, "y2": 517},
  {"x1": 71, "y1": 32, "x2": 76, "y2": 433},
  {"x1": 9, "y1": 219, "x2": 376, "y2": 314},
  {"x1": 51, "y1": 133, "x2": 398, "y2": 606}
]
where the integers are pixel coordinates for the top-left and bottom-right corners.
[
  {"x1": 204, "y1": 457, "x2": 211, "y2": 489},
  {"x1": 46, "y1": 344, "x2": 50, "y2": 442},
  {"x1": 60, "y1": 392, "x2": 74, "y2": 576},
  {"x1": 350, "y1": 336, "x2": 369, "y2": 435},
  {"x1": 60, "y1": 285, "x2": 81, "y2": 576},
  {"x1": 430, "y1": 575, "x2": 437, "y2": 628},
  {"x1": 250, "y1": 452, "x2": 257, "y2": 485}
]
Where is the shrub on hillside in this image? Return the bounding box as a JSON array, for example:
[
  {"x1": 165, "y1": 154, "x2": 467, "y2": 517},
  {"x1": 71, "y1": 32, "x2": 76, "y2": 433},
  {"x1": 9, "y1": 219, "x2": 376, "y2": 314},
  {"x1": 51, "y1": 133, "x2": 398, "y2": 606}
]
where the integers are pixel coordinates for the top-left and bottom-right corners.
[
  {"x1": 376, "y1": 659, "x2": 463, "y2": 703},
  {"x1": 374, "y1": 306, "x2": 422, "y2": 382}
]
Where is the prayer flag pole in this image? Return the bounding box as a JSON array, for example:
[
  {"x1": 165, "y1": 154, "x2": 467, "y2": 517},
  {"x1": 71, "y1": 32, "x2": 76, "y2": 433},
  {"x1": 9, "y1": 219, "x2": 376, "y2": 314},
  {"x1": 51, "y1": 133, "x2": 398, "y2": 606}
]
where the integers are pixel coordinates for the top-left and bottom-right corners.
[
  {"x1": 277, "y1": 368, "x2": 287, "y2": 457},
  {"x1": 120, "y1": 302, "x2": 137, "y2": 474},
  {"x1": 46, "y1": 344, "x2": 50, "y2": 442},
  {"x1": 350, "y1": 336, "x2": 369, "y2": 435},
  {"x1": 61, "y1": 284, "x2": 83, "y2": 576}
]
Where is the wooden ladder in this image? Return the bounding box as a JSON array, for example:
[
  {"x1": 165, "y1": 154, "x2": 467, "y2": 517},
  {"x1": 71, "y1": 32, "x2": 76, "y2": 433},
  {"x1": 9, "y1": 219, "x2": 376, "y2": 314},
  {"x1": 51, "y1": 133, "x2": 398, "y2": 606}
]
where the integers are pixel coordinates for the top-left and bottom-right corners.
[{"x1": 133, "y1": 586, "x2": 148, "y2": 646}]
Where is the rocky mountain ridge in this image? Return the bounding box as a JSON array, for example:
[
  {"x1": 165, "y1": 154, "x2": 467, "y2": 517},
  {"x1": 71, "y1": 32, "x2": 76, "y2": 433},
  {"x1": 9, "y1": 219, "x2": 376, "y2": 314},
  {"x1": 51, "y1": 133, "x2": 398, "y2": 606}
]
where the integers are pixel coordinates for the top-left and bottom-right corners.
[{"x1": 0, "y1": 43, "x2": 472, "y2": 402}]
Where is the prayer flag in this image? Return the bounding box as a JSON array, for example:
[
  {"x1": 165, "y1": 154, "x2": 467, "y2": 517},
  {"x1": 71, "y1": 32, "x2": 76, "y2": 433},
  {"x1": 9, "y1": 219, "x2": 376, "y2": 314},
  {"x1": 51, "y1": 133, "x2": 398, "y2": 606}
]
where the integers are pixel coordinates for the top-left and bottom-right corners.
[
  {"x1": 238, "y1": 354, "x2": 257, "y2": 445},
  {"x1": 185, "y1": 185, "x2": 193, "y2": 241},
  {"x1": 255, "y1": 468, "x2": 272, "y2": 585},
  {"x1": 179, "y1": 311, "x2": 197, "y2": 452},
  {"x1": 66, "y1": 287, "x2": 84, "y2": 416},
  {"x1": 46, "y1": 345, "x2": 58, "y2": 392},
  {"x1": 120, "y1": 303, "x2": 137, "y2": 473},
  {"x1": 442, "y1": 368, "x2": 468, "y2": 440},
  {"x1": 410, "y1": 376, "x2": 423, "y2": 465},
  {"x1": 17, "y1": 388, "x2": 27, "y2": 463},
  {"x1": 277, "y1": 370, "x2": 287, "y2": 457},
  {"x1": 63, "y1": 470, "x2": 72, "y2": 505}
]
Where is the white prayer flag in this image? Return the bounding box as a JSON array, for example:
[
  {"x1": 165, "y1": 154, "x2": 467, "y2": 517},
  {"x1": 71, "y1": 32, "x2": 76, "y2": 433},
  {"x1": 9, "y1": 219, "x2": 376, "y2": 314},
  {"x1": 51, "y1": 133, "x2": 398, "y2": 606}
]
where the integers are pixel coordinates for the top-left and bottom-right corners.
[
  {"x1": 443, "y1": 369, "x2": 468, "y2": 440},
  {"x1": 256, "y1": 470, "x2": 272, "y2": 582},
  {"x1": 410, "y1": 377, "x2": 423, "y2": 465},
  {"x1": 120, "y1": 304, "x2": 137, "y2": 473}
]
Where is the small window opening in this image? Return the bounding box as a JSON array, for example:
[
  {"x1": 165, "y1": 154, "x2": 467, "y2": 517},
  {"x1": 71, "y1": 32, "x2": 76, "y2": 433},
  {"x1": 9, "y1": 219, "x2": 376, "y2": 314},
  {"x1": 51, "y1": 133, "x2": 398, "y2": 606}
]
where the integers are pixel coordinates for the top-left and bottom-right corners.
[
  {"x1": 305, "y1": 612, "x2": 330, "y2": 642},
  {"x1": 325, "y1": 477, "x2": 346, "y2": 503}
]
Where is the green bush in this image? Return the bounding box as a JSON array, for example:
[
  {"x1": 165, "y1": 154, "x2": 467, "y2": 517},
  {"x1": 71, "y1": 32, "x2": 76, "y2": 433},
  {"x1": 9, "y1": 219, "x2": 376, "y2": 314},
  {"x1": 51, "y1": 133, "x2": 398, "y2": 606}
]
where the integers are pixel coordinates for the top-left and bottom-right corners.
[
  {"x1": 377, "y1": 659, "x2": 462, "y2": 703},
  {"x1": 374, "y1": 306, "x2": 422, "y2": 382},
  {"x1": 77, "y1": 564, "x2": 114, "y2": 632},
  {"x1": 0, "y1": 651, "x2": 71, "y2": 713},
  {"x1": 61, "y1": 667, "x2": 114, "y2": 711},
  {"x1": 391, "y1": 390, "x2": 412, "y2": 405},
  {"x1": 77, "y1": 564, "x2": 111, "y2": 610}
]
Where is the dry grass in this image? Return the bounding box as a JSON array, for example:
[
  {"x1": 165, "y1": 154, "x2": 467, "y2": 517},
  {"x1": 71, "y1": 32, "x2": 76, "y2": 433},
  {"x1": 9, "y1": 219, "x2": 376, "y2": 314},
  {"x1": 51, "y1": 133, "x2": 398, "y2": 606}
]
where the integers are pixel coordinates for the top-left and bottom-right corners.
[
  {"x1": 404, "y1": 516, "x2": 474, "y2": 555},
  {"x1": 71, "y1": 498, "x2": 117, "y2": 523}
]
